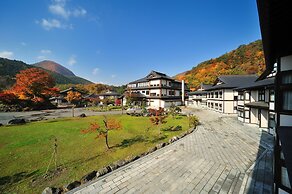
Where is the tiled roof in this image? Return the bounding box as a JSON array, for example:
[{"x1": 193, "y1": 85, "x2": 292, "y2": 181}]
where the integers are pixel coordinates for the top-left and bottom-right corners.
[
  {"x1": 236, "y1": 77, "x2": 274, "y2": 90},
  {"x1": 188, "y1": 90, "x2": 207, "y2": 95},
  {"x1": 205, "y1": 75, "x2": 258, "y2": 90},
  {"x1": 129, "y1": 70, "x2": 174, "y2": 84}
]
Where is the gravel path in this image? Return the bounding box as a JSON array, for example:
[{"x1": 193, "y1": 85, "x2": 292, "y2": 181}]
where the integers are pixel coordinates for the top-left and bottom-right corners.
[{"x1": 0, "y1": 108, "x2": 122, "y2": 125}]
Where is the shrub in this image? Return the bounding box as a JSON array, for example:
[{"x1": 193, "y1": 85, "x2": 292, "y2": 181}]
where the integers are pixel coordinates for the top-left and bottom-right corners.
[{"x1": 189, "y1": 115, "x2": 199, "y2": 128}]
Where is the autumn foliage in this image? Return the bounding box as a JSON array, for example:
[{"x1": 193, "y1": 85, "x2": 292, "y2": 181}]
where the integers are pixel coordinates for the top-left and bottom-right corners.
[
  {"x1": 149, "y1": 108, "x2": 167, "y2": 134},
  {"x1": 0, "y1": 68, "x2": 59, "y2": 110},
  {"x1": 175, "y1": 40, "x2": 265, "y2": 89},
  {"x1": 10, "y1": 68, "x2": 58, "y2": 102},
  {"x1": 65, "y1": 91, "x2": 82, "y2": 104},
  {"x1": 81, "y1": 116, "x2": 122, "y2": 149},
  {"x1": 0, "y1": 92, "x2": 19, "y2": 105}
]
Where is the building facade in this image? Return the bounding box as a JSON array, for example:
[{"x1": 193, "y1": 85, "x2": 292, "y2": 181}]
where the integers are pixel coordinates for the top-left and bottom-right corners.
[
  {"x1": 205, "y1": 75, "x2": 258, "y2": 114},
  {"x1": 187, "y1": 83, "x2": 212, "y2": 108},
  {"x1": 257, "y1": 0, "x2": 292, "y2": 193},
  {"x1": 126, "y1": 71, "x2": 187, "y2": 108},
  {"x1": 236, "y1": 74, "x2": 275, "y2": 134}
]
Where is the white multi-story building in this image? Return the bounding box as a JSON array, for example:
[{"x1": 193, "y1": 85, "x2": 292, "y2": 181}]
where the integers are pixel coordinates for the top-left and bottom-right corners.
[
  {"x1": 205, "y1": 75, "x2": 258, "y2": 114},
  {"x1": 187, "y1": 83, "x2": 212, "y2": 108},
  {"x1": 236, "y1": 75, "x2": 275, "y2": 134},
  {"x1": 126, "y1": 71, "x2": 187, "y2": 108}
]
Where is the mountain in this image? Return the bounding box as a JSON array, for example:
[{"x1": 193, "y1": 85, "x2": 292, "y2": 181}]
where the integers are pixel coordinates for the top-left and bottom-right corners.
[
  {"x1": 33, "y1": 60, "x2": 75, "y2": 77},
  {"x1": 175, "y1": 40, "x2": 265, "y2": 90},
  {"x1": 0, "y1": 58, "x2": 92, "y2": 90}
]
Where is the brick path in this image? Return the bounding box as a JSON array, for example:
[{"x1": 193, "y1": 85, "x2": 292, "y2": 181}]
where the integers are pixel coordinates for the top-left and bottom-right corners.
[{"x1": 69, "y1": 109, "x2": 274, "y2": 194}]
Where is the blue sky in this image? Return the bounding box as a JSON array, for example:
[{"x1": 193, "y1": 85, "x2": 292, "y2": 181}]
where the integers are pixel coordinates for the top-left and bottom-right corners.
[{"x1": 0, "y1": 0, "x2": 261, "y2": 85}]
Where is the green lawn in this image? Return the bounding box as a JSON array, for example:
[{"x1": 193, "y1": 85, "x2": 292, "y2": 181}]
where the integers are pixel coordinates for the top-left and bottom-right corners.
[{"x1": 0, "y1": 114, "x2": 190, "y2": 193}]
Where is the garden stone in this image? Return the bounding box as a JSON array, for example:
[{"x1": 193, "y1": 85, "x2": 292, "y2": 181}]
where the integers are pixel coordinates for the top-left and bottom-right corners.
[
  {"x1": 8, "y1": 118, "x2": 26, "y2": 125},
  {"x1": 115, "y1": 159, "x2": 126, "y2": 168},
  {"x1": 156, "y1": 142, "x2": 166, "y2": 149},
  {"x1": 169, "y1": 136, "x2": 178, "y2": 143},
  {"x1": 132, "y1": 155, "x2": 140, "y2": 161},
  {"x1": 96, "y1": 167, "x2": 109, "y2": 177},
  {"x1": 148, "y1": 147, "x2": 157, "y2": 153},
  {"x1": 81, "y1": 171, "x2": 97, "y2": 183},
  {"x1": 65, "y1": 181, "x2": 81, "y2": 191},
  {"x1": 109, "y1": 163, "x2": 119, "y2": 171},
  {"x1": 42, "y1": 187, "x2": 62, "y2": 194},
  {"x1": 78, "y1": 113, "x2": 86, "y2": 118}
]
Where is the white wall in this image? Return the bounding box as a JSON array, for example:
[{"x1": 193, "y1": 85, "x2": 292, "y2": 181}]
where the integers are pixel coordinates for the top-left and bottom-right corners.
[
  {"x1": 250, "y1": 108, "x2": 258, "y2": 124},
  {"x1": 149, "y1": 99, "x2": 161, "y2": 108},
  {"x1": 224, "y1": 101, "x2": 235, "y2": 114},
  {"x1": 251, "y1": 91, "x2": 257, "y2": 102},
  {"x1": 149, "y1": 80, "x2": 160, "y2": 85},
  {"x1": 149, "y1": 89, "x2": 160, "y2": 96},
  {"x1": 270, "y1": 102, "x2": 275, "y2": 111},
  {"x1": 238, "y1": 100, "x2": 244, "y2": 106},
  {"x1": 261, "y1": 110, "x2": 268, "y2": 128},
  {"x1": 223, "y1": 89, "x2": 234, "y2": 100}
]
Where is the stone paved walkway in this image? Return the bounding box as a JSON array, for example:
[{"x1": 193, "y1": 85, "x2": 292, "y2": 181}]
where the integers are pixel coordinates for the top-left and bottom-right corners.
[{"x1": 69, "y1": 109, "x2": 274, "y2": 194}]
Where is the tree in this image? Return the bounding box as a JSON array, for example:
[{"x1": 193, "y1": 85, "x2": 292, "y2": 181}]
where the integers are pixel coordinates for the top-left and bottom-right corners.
[
  {"x1": 115, "y1": 98, "x2": 121, "y2": 106},
  {"x1": 65, "y1": 91, "x2": 82, "y2": 105},
  {"x1": 149, "y1": 108, "x2": 167, "y2": 134},
  {"x1": 0, "y1": 91, "x2": 19, "y2": 105},
  {"x1": 168, "y1": 103, "x2": 182, "y2": 118},
  {"x1": 10, "y1": 68, "x2": 58, "y2": 102},
  {"x1": 189, "y1": 115, "x2": 199, "y2": 128},
  {"x1": 81, "y1": 116, "x2": 122, "y2": 149}
]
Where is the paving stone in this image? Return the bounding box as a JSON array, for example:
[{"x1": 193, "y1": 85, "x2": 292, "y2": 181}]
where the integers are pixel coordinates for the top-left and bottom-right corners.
[{"x1": 68, "y1": 109, "x2": 274, "y2": 194}]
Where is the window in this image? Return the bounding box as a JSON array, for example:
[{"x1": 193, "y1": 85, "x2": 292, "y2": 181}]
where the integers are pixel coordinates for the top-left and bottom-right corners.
[
  {"x1": 245, "y1": 110, "x2": 250, "y2": 119},
  {"x1": 245, "y1": 92, "x2": 250, "y2": 100},
  {"x1": 268, "y1": 113, "x2": 276, "y2": 129},
  {"x1": 234, "y1": 106, "x2": 237, "y2": 111},
  {"x1": 219, "y1": 104, "x2": 222, "y2": 111},
  {"x1": 169, "y1": 91, "x2": 175, "y2": 95},
  {"x1": 238, "y1": 110, "x2": 244, "y2": 118},
  {"x1": 238, "y1": 92, "x2": 244, "y2": 100},
  {"x1": 142, "y1": 91, "x2": 145, "y2": 93},
  {"x1": 215, "y1": 103, "x2": 218, "y2": 110},
  {"x1": 138, "y1": 82, "x2": 148, "y2": 87},
  {"x1": 215, "y1": 92, "x2": 218, "y2": 98},
  {"x1": 283, "y1": 90, "x2": 292, "y2": 110},
  {"x1": 281, "y1": 167, "x2": 292, "y2": 189},
  {"x1": 282, "y1": 73, "x2": 292, "y2": 84},
  {"x1": 258, "y1": 90, "x2": 265, "y2": 101},
  {"x1": 219, "y1": 91, "x2": 222, "y2": 98},
  {"x1": 269, "y1": 90, "x2": 275, "y2": 102},
  {"x1": 146, "y1": 91, "x2": 149, "y2": 95},
  {"x1": 211, "y1": 92, "x2": 214, "y2": 98},
  {"x1": 234, "y1": 96, "x2": 238, "y2": 101}
]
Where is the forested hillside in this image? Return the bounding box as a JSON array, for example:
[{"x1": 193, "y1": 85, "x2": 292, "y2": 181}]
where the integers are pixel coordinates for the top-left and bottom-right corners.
[
  {"x1": 0, "y1": 58, "x2": 92, "y2": 90},
  {"x1": 175, "y1": 40, "x2": 265, "y2": 89}
]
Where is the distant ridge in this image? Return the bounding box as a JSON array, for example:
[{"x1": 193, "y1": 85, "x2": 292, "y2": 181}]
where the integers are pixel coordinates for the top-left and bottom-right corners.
[
  {"x1": 0, "y1": 57, "x2": 93, "y2": 90},
  {"x1": 33, "y1": 60, "x2": 76, "y2": 77}
]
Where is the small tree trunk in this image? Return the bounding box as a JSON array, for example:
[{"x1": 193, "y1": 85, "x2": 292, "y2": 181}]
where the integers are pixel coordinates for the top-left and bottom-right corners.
[{"x1": 105, "y1": 135, "x2": 110, "y2": 149}]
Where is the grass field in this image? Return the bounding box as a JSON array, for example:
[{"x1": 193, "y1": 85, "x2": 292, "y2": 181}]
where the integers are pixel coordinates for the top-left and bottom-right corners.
[{"x1": 0, "y1": 114, "x2": 190, "y2": 193}]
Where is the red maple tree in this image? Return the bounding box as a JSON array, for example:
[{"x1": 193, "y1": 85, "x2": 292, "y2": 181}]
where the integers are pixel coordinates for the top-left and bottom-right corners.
[
  {"x1": 10, "y1": 68, "x2": 58, "y2": 102},
  {"x1": 81, "y1": 116, "x2": 122, "y2": 149}
]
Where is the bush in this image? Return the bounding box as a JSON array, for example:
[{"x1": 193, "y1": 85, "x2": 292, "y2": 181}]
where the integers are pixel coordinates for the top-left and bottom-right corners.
[{"x1": 189, "y1": 115, "x2": 199, "y2": 128}]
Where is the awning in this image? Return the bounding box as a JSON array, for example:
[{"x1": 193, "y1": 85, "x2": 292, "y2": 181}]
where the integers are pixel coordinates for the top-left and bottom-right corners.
[{"x1": 245, "y1": 101, "x2": 269, "y2": 109}]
